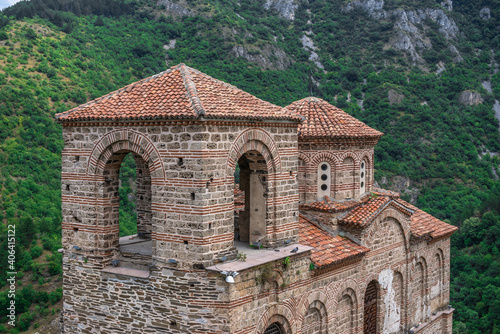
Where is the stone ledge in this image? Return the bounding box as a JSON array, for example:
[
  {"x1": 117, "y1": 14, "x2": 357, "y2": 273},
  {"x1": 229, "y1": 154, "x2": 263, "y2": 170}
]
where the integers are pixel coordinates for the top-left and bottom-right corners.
[
  {"x1": 411, "y1": 308, "x2": 455, "y2": 333},
  {"x1": 101, "y1": 266, "x2": 150, "y2": 279},
  {"x1": 206, "y1": 244, "x2": 313, "y2": 273}
]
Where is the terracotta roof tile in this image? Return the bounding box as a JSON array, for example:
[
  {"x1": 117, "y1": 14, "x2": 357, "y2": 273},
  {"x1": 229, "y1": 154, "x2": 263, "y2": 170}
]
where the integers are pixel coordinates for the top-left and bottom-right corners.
[
  {"x1": 394, "y1": 199, "x2": 458, "y2": 240},
  {"x1": 56, "y1": 64, "x2": 302, "y2": 122},
  {"x1": 301, "y1": 195, "x2": 371, "y2": 213},
  {"x1": 299, "y1": 215, "x2": 369, "y2": 268},
  {"x1": 284, "y1": 97, "x2": 383, "y2": 140},
  {"x1": 338, "y1": 196, "x2": 391, "y2": 228}
]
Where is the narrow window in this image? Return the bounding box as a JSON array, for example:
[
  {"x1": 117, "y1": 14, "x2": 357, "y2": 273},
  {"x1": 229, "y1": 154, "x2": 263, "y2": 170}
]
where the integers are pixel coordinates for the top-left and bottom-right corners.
[
  {"x1": 360, "y1": 161, "x2": 366, "y2": 194},
  {"x1": 317, "y1": 162, "x2": 331, "y2": 200}
]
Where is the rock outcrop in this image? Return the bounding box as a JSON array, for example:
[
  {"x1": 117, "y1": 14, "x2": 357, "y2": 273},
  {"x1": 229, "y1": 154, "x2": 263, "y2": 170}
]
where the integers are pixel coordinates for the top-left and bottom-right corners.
[
  {"x1": 263, "y1": 0, "x2": 299, "y2": 20},
  {"x1": 231, "y1": 44, "x2": 293, "y2": 70},
  {"x1": 300, "y1": 34, "x2": 324, "y2": 69},
  {"x1": 342, "y1": 0, "x2": 461, "y2": 65},
  {"x1": 388, "y1": 89, "x2": 404, "y2": 105},
  {"x1": 459, "y1": 90, "x2": 484, "y2": 106},
  {"x1": 157, "y1": 0, "x2": 193, "y2": 17},
  {"x1": 479, "y1": 7, "x2": 491, "y2": 20}
]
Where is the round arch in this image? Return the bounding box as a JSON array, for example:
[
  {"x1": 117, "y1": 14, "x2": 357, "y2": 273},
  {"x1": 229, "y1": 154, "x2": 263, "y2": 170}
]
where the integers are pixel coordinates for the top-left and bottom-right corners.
[
  {"x1": 226, "y1": 128, "x2": 282, "y2": 178},
  {"x1": 256, "y1": 311, "x2": 293, "y2": 334},
  {"x1": 87, "y1": 129, "x2": 165, "y2": 180}
]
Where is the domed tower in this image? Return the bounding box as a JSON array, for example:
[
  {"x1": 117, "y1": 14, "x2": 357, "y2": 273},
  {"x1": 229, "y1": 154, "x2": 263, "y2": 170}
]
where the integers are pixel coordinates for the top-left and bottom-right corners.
[{"x1": 286, "y1": 97, "x2": 383, "y2": 203}]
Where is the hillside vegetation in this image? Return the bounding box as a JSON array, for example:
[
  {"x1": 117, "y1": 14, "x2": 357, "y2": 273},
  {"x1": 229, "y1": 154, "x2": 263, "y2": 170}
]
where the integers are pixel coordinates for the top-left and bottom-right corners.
[{"x1": 0, "y1": 0, "x2": 499, "y2": 332}]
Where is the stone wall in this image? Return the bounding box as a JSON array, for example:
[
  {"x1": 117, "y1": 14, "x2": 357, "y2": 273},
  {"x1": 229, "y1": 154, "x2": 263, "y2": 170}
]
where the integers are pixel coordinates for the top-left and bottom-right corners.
[{"x1": 61, "y1": 121, "x2": 299, "y2": 269}]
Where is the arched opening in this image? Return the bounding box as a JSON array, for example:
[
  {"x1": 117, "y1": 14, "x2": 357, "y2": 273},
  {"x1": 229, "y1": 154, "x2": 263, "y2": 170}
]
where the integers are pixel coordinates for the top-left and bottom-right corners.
[
  {"x1": 234, "y1": 150, "x2": 268, "y2": 246},
  {"x1": 101, "y1": 150, "x2": 152, "y2": 268},
  {"x1": 364, "y1": 280, "x2": 379, "y2": 334},
  {"x1": 264, "y1": 322, "x2": 285, "y2": 334}
]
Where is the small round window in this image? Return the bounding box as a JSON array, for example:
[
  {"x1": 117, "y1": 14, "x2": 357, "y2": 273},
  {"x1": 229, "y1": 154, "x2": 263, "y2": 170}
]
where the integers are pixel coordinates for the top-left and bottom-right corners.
[
  {"x1": 321, "y1": 164, "x2": 328, "y2": 171},
  {"x1": 361, "y1": 172, "x2": 364, "y2": 178},
  {"x1": 321, "y1": 184, "x2": 328, "y2": 191},
  {"x1": 361, "y1": 182, "x2": 364, "y2": 188},
  {"x1": 321, "y1": 174, "x2": 328, "y2": 181},
  {"x1": 361, "y1": 162, "x2": 365, "y2": 169}
]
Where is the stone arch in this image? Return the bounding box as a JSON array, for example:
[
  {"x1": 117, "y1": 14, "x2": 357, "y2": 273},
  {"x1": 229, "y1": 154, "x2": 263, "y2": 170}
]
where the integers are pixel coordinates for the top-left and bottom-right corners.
[
  {"x1": 300, "y1": 300, "x2": 328, "y2": 334},
  {"x1": 311, "y1": 152, "x2": 338, "y2": 200},
  {"x1": 226, "y1": 128, "x2": 281, "y2": 177},
  {"x1": 363, "y1": 214, "x2": 409, "y2": 254},
  {"x1": 363, "y1": 280, "x2": 380, "y2": 334},
  {"x1": 256, "y1": 308, "x2": 294, "y2": 334},
  {"x1": 310, "y1": 151, "x2": 339, "y2": 168},
  {"x1": 363, "y1": 208, "x2": 410, "y2": 252},
  {"x1": 336, "y1": 288, "x2": 358, "y2": 334},
  {"x1": 432, "y1": 249, "x2": 445, "y2": 308},
  {"x1": 87, "y1": 129, "x2": 165, "y2": 180},
  {"x1": 88, "y1": 142, "x2": 159, "y2": 259},
  {"x1": 412, "y1": 257, "x2": 429, "y2": 323}
]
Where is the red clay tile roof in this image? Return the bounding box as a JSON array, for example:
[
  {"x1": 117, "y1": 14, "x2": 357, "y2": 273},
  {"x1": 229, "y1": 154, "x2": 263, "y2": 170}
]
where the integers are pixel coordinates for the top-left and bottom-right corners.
[
  {"x1": 394, "y1": 199, "x2": 458, "y2": 240},
  {"x1": 56, "y1": 64, "x2": 302, "y2": 122},
  {"x1": 299, "y1": 215, "x2": 369, "y2": 268},
  {"x1": 301, "y1": 195, "x2": 371, "y2": 213},
  {"x1": 338, "y1": 196, "x2": 391, "y2": 228},
  {"x1": 285, "y1": 97, "x2": 383, "y2": 140},
  {"x1": 372, "y1": 187, "x2": 400, "y2": 198}
]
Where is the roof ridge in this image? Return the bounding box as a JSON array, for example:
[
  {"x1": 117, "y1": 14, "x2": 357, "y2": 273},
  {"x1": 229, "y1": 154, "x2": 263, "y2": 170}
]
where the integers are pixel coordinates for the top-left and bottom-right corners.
[
  {"x1": 55, "y1": 67, "x2": 176, "y2": 120},
  {"x1": 179, "y1": 64, "x2": 205, "y2": 118},
  {"x1": 186, "y1": 66, "x2": 288, "y2": 114}
]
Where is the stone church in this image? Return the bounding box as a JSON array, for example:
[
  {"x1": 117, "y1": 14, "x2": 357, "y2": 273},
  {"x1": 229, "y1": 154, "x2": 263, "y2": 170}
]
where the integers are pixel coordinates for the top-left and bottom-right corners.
[{"x1": 57, "y1": 63, "x2": 457, "y2": 333}]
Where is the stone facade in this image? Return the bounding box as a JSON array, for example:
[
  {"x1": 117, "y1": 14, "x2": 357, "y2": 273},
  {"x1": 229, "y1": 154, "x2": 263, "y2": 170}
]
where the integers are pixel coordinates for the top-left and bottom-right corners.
[{"x1": 58, "y1": 64, "x2": 456, "y2": 333}]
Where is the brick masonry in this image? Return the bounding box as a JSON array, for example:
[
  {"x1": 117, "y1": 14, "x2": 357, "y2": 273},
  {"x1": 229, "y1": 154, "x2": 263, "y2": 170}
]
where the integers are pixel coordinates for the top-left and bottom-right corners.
[{"x1": 60, "y1": 116, "x2": 453, "y2": 333}]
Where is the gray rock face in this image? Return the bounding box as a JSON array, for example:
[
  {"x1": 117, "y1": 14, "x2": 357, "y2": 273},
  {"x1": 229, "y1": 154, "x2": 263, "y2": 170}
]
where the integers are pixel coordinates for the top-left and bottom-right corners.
[
  {"x1": 157, "y1": 0, "x2": 193, "y2": 17},
  {"x1": 440, "y1": 0, "x2": 452, "y2": 11},
  {"x1": 343, "y1": 0, "x2": 387, "y2": 19},
  {"x1": 343, "y1": 0, "x2": 460, "y2": 65},
  {"x1": 231, "y1": 44, "x2": 293, "y2": 70},
  {"x1": 480, "y1": 7, "x2": 491, "y2": 20},
  {"x1": 163, "y1": 39, "x2": 176, "y2": 51},
  {"x1": 459, "y1": 90, "x2": 484, "y2": 106},
  {"x1": 263, "y1": 0, "x2": 299, "y2": 20},
  {"x1": 388, "y1": 89, "x2": 404, "y2": 105},
  {"x1": 300, "y1": 35, "x2": 324, "y2": 69}
]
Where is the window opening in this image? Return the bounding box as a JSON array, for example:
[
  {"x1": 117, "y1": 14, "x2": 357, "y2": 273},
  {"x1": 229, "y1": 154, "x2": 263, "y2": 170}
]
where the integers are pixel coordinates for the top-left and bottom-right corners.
[
  {"x1": 264, "y1": 322, "x2": 284, "y2": 334},
  {"x1": 360, "y1": 161, "x2": 366, "y2": 194},
  {"x1": 234, "y1": 151, "x2": 267, "y2": 247},
  {"x1": 317, "y1": 162, "x2": 331, "y2": 200}
]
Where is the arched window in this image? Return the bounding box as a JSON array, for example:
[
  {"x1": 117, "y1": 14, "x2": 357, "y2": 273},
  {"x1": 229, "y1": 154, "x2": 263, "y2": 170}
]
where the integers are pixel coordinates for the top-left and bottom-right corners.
[
  {"x1": 264, "y1": 322, "x2": 284, "y2": 334},
  {"x1": 360, "y1": 160, "x2": 366, "y2": 194},
  {"x1": 317, "y1": 162, "x2": 331, "y2": 200}
]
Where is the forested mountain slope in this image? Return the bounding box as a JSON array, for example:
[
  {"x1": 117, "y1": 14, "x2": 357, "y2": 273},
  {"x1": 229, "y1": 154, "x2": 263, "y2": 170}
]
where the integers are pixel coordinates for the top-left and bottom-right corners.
[{"x1": 0, "y1": 0, "x2": 499, "y2": 332}]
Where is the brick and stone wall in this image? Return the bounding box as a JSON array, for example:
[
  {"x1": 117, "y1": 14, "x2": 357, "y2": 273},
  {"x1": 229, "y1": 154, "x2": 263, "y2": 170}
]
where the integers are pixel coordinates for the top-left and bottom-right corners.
[
  {"x1": 61, "y1": 120, "x2": 453, "y2": 334},
  {"x1": 298, "y1": 141, "x2": 376, "y2": 203}
]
